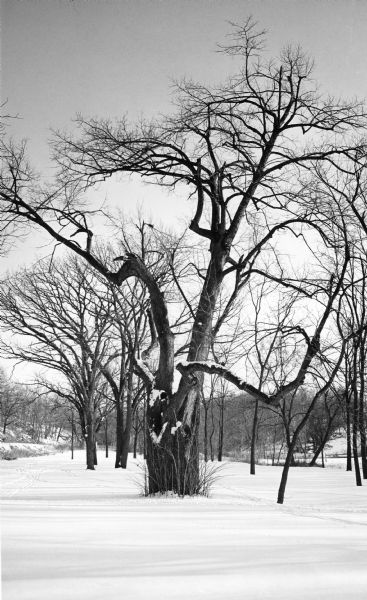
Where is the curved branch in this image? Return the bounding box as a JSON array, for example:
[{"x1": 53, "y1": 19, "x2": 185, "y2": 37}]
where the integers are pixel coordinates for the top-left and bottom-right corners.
[{"x1": 113, "y1": 253, "x2": 174, "y2": 392}]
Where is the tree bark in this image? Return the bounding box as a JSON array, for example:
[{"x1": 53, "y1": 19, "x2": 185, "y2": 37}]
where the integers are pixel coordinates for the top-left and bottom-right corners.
[
  {"x1": 71, "y1": 411, "x2": 74, "y2": 460},
  {"x1": 83, "y1": 406, "x2": 97, "y2": 470},
  {"x1": 120, "y1": 424, "x2": 131, "y2": 468},
  {"x1": 217, "y1": 398, "x2": 224, "y2": 462},
  {"x1": 115, "y1": 397, "x2": 124, "y2": 468},
  {"x1": 352, "y1": 394, "x2": 362, "y2": 486},
  {"x1": 346, "y1": 396, "x2": 353, "y2": 471},
  {"x1": 105, "y1": 416, "x2": 109, "y2": 458},
  {"x1": 203, "y1": 401, "x2": 209, "y2": 462},
  {"x1": 358, "y1": 347, "x2": 367, "y2": 479},
  {"x1": 351, "y1": 347, "x2": 362, "y2": 486},
  {"x1": 133, "y1": 425, "x2": 138, "y2": 459},
  {"x1": 277, "y1": 441, "x2": 296, "y2": 504},
  {"x1": 145, "y1": 396, "x2": 200, "y2": 495},
  {"x1": 250, "y1": 399, "x2": 259, "y2": 475}
]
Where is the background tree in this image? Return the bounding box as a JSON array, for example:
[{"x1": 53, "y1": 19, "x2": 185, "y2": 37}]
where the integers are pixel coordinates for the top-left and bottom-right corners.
[
  {"x1": 0, "y1": 256, "x2": 115, "y2": 469},
  {"x1": 0, "y1": 369, "x2": 33, "y2": 435},
  {"x1": 306, "y1": 389, "x2": 344, "y2": 467}
]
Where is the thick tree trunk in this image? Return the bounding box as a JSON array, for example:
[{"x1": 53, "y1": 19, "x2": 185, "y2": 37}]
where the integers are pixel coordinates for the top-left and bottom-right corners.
[
  {"x1": 144, "y1": 242, "x2": 226, "y2": 495},
  {"x1": 120, "y1": 424, "x2": 131, "y2": 469},
  {"x1": 145, "y1": 397, "x2": 200, "y2": 495},
  {"x1": 120, "y1": 373, "x2": 134, "y2": 469},
  {"x1": 85, "y1": 435, "x2": 96, "y2": 470},
  {"x1": 84, "y1": 408, "x2": 97, "y2": 470}
]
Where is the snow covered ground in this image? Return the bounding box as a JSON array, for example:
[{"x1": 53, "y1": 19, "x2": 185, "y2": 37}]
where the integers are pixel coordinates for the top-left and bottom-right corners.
[{"x1": 1, "y1": 451, "x2": 367, "y2": 600}]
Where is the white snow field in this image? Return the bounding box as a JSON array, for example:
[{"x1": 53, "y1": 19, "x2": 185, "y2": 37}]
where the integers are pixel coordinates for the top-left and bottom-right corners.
[{"x1": 1, "y1": 451, "x2": 367, "y2": 600}]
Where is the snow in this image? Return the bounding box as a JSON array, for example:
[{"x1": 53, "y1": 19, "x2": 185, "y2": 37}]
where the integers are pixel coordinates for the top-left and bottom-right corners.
[
  {"x1": 177, "y1": 360, "x2": 221, "y2": 369},
  {"x1": 150, "y1": 421, "x2": 168, "y2": 444},
  {"x1": 0, "y1": 441, "x2": 59, "y2": 460},
  {"x1": 135, "y1": 359, "x2": 155, "y2": 385},
  {"x1": 149, "y1": 389, "x2": 166, "y2": 407},
  {"x1": 1, "y1": 451, "x2": 367, "y2": 600},
  {"x1": 171, "y1": 421, "x2": 182, "y2": 435}
]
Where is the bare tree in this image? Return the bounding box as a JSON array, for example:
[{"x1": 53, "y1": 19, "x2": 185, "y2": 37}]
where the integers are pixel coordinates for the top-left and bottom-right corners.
[
  {"x1": 307, "y1": 389, "x2": 344, "y2": 467},
  {"x1": 0, "y1": 256, "x2": 115, "y2": 469},
  {"x1": 338, "y1": 256, "x2": 367, "y2": 484},
  {"x1": 0, "y1": 21, "x2": 366, "y2": 495},
  {"x1": 0, "y1": 369, "x2": 33, "y2": 435}
]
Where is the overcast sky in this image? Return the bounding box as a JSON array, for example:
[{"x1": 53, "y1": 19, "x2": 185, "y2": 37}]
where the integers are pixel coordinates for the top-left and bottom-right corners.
[
  {"x1": 3, "y1": 0, "x2": 367, "y2": 166},
  {"x1": 3, "y1": 0, "x2": 367, "y2": 246}
]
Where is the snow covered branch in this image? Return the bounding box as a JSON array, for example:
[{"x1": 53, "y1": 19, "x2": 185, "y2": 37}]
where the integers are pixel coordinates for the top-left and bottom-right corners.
[{"x1": 176, "y1": 360, "x2": 274, "y2": 405}]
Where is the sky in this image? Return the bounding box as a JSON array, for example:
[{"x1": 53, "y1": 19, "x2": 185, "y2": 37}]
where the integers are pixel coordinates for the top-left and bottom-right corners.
[
  {"x1": 2, "y1": 0, "x2": 367, "y2": 263},
  {"x1": 1, "y1": 0, "x2": 367, "y2": 376}
]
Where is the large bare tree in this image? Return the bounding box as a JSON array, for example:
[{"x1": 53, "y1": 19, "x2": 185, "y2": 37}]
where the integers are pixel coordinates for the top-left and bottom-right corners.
[{"x1": 1, "y1": 21, "x2": 366, "y2": 494}]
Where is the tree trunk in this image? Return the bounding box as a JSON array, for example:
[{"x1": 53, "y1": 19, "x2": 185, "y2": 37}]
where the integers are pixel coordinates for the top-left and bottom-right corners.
[
  {"x1": 210, "y1": 403, "x2": 215, "y2": 462},
  {"x1": 120, "y1": 372, "x2": 134, "y2": 469},
  {"x1": 309, "y1": 424, "x2": 332, "y2": 466},
  {"x1": 133, "y1": 425, "x2": 138, "y2": 459},
  {"x1": 358, "y1": 371, "x2": 367, "y2": 479},
  {"x1": 217, "y1": 399, "x2": 224, "y2": 462},
  {"x1": 286, "y1": 431, "x2": 296, "y2": 467},
  {"x1": 105, "y1": 416, "x2": 109, "y2": 458},
  {"x1": 352, "y1": 396, "x2": 362, "y2": 486},
  {"x1": 346, "y1": 397, "x2": 353, "y2": 471},
  {"x1": 143, "y1": 402, "x2": 147, "y2": 460},
  {"x1": 120, "y1": 424, "x2": 131, "y2": 469},
  {"x1": 351, "y1": 350, "x2": 362, "y2": 486},
  {"x1": 278, "y1": 435, "x2": 301, "y2": 504},
  {"x1": 85, "y1": 410, "x2": 96, "y2": 470},
  {"x1": 115, "y1": 397, "x2": 124, "y2": 468},
  {"x1": 144, "y1": 244, "x2": 226, "y2": 495},
  {"x1": 359, "y1": 416, "x2": 367, "y2": 479},
  {"x1": 85, "y1": 435, "x2": 96, "y2": 470},
  {"x1": 145, "y1": 397, "x2": 200, "y2": 495},
  {"x1": 71, "y1": 412, "x2": 74, "y2": 460},
  {"x1": 277, "y1": 392, "x2": 326, "y2": 503},
  {"x1": 203, "y1": 401, "x2": 209, "y2": 462},
  {"x1": 250, "y1": 399, "x2": 259, "y2": 475}
]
